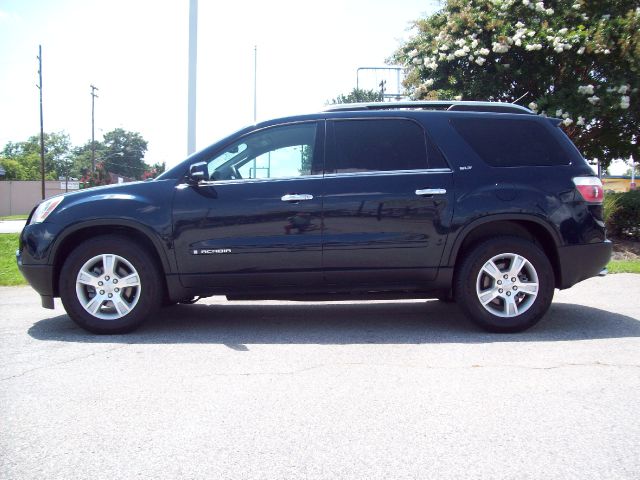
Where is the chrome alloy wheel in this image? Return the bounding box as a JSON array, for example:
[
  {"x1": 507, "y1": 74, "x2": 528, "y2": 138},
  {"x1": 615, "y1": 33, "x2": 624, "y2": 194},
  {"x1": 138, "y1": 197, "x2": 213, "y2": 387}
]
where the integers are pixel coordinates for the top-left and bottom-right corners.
[
  {"x1": 75, "y1": 254, "x2": 142, "y2": 320},
  {"x1": 475, "y1": 252, "x2": 539, "y2": 318}
]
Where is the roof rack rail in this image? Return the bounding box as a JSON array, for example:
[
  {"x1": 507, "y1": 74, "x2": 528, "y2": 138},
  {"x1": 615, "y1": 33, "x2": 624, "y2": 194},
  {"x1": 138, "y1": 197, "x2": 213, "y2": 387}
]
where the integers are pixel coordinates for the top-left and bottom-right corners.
[{"x1": 323, "y1": 100, "x2": 533, "y2": 115}]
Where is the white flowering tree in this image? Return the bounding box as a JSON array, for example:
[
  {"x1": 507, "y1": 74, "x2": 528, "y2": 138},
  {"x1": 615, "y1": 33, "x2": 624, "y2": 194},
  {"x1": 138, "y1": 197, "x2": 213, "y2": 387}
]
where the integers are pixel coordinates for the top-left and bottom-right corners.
[{"x1": 393, "y1": 0, "x2": 639, "y2": 170}]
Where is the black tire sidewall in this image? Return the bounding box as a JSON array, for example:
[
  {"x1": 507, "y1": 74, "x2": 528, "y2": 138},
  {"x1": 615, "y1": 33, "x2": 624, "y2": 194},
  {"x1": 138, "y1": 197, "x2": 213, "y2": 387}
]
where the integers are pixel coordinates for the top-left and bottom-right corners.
[
  {"x1": 454, "y1": 236, "x2": 555, "y2": 333},
  {"x1": 59, "y1": 235, "x2": 161, "y2": 334}
]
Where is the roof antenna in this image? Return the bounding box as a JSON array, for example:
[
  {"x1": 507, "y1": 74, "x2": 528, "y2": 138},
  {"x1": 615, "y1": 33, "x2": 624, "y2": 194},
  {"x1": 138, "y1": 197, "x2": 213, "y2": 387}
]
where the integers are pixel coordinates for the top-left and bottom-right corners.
[{"x1": 513, "y1": 91, "x2": 529, "y2": 105}]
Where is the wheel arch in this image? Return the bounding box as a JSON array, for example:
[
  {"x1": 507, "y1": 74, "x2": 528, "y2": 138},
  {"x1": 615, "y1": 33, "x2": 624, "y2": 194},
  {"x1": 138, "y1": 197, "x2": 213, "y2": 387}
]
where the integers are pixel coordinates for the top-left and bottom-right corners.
[
  {"x1": 445, "y1": 215, "x2": 562, "y2": 288},
  {"x1": 50, "y1": 220, "x2": 172, "y2": 297}
]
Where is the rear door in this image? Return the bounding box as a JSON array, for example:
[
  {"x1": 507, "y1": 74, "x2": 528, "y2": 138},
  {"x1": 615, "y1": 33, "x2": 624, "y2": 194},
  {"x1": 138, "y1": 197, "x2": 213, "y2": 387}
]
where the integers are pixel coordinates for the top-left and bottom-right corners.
[{"x1": 322, "y1": 117, "x2": 453, "y2": 287}]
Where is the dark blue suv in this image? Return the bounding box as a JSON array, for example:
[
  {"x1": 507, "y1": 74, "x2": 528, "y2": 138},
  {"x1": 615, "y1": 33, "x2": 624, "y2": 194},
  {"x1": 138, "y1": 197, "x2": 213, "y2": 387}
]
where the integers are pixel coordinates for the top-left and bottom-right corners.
[{"x1": 17, "y1": 101, "x2": 612, "y2": 333}]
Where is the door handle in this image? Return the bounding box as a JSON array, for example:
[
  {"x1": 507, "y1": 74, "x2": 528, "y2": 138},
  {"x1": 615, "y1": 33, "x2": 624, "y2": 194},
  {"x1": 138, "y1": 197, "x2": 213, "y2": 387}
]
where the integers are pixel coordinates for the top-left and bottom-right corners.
[
  {"x1": 281, "y1": 194, "x2": 314, "y2": 202},
  {"x1": 415, "y1": 188, "x2": 447, "y2": 196}
]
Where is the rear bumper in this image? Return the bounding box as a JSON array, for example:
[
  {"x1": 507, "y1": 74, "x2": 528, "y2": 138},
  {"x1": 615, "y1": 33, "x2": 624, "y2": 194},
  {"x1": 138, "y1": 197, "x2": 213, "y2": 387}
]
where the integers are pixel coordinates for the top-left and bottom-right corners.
[{"x1": 557, "y1": 240, "x2": 612, "y2": 289}]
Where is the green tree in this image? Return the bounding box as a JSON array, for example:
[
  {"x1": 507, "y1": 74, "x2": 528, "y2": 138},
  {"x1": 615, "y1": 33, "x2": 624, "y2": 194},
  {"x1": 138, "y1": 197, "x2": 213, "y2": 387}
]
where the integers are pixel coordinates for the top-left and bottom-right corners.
[
  {"x1": 70, "y1": 141, "x2": 108, "y2": 179},
  {"x1": 1, "y1": 132, "x2": 71, "y2": 180},
  {"x1": 329, "y1": 88, "x2": 384, "y2": 104},
  {"x1": 393, "y1": 0, "x2": 639, "y2": 171},
  {"x1": 100, "y1": 128, "x2": 148, "y2": 179}
]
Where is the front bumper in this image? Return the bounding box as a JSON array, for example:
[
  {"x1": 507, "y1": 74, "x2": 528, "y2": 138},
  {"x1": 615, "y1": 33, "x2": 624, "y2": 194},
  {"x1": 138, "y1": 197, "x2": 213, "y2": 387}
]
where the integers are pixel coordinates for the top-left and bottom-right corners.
[
  {"x1": 557, "y1": 240, "x2": 612, "y2": 289},
  {"x1": 17, "y1": 250, "x2": 56, "y2": 308}
]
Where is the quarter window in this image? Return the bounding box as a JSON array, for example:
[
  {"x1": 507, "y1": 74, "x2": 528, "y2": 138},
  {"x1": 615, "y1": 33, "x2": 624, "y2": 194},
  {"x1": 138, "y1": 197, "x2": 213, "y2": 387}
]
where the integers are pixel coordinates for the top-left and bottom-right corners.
[
  {"x1": 329, "y1": 119, "x2": 429, "y2": 173},
  {"x1": 451, "y1": 118, "x2": 570, "y2": 167}
]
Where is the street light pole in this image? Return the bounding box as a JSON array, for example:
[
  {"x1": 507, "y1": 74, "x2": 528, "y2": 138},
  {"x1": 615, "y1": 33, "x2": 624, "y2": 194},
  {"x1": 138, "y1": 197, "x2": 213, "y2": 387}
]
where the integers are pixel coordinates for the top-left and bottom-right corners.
[
  {"x1": 90, "y1": 84, "x2": 99, "y2": 173},
  {"x1": 187, "y1": 0, "x2": 198, "y2": 155},
  {"x1": 37, "y1": 45, "x2": 45, "y2": 200}
]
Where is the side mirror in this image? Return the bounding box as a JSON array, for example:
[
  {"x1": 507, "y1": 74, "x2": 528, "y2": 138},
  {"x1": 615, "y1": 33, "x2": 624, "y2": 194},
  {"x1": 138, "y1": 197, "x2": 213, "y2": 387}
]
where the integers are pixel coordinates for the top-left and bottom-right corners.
[{"x1": 187, "y1": 162, "x2": 207, "y2": 185}]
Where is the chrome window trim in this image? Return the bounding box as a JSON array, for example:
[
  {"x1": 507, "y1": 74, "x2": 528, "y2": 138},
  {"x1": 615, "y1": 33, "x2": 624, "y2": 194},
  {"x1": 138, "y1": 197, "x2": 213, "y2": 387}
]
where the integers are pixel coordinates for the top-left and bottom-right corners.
[
  {"x1": 187, "y1": 168, "x2": 452, "y2": 187},
  {"x1": 324, "y1": 168, "x2": 452, "y2": 178}
]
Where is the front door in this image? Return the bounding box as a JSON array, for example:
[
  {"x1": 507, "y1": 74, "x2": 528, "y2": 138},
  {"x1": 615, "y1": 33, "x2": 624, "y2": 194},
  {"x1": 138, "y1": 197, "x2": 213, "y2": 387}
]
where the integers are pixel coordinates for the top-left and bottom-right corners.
[{"x1": 172, "y1": 121, "x2": 324, "y2": 290}]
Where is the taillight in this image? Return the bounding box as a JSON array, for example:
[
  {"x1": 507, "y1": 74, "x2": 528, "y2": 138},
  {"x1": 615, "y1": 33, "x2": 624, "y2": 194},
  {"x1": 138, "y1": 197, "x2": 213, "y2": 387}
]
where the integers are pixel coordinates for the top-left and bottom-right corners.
[{"x1": 573, "y1": 176, "x2": 604, "y2": 204}]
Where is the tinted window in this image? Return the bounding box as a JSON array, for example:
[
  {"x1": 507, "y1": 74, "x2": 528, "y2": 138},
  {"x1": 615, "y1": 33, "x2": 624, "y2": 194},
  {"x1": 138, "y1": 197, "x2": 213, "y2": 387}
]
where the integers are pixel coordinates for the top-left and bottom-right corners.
[
  {"x1": 451, "y1": 118, "x2": 570, "y2": 167},
  {"x1": 207, "y1": 123, "x2": 319, "y2": 181},
  {"x1": 329, "y1": 119, "x2": 428, "y2": 173}
]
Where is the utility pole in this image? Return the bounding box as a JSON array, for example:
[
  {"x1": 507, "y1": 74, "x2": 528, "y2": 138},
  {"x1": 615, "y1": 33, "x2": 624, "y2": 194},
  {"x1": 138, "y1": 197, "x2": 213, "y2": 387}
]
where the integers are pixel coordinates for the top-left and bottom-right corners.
[
  {"x1": 90, "y1": 84, "x2": 99, "y2": 173},
  {"x1": 37, "y1": 45, "x2": 45, "y2": 200},
  {"x1": 187, "y1": 0, "x2": 198, "y2": 155}
]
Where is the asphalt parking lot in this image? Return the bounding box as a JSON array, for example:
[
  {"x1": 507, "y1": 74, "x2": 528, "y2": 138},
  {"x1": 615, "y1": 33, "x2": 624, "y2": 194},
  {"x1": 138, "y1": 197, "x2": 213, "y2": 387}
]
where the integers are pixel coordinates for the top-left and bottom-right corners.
[{"x1": 1, "y1": 274, "x2": 639, "y2": 479}]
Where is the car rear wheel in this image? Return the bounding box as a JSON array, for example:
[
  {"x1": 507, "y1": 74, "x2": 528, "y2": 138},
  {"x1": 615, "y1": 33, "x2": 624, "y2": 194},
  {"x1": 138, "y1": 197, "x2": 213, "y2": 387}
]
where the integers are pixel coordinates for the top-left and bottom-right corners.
[
  {"x1": 59, "y1": 235, "x2": 162, "y2": 334},
  {"x1": 454, "y1": 236, "x2": 555, "y2": 333}
]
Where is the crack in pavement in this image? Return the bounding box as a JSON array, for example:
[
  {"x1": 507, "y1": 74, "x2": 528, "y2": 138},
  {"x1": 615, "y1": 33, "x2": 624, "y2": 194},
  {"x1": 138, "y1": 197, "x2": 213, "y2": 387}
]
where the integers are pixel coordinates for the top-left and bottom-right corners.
[
  {"x1": 190, "y1": 360, "x2": 640, "y2": 378},
  {"x1": 0, "y1": 344, "x2": 131, "y2": 382}
]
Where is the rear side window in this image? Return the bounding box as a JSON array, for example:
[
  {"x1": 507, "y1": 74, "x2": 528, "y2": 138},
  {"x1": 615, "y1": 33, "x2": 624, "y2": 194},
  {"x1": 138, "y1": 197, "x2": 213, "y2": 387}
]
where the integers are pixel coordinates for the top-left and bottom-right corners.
[
  {"x1": 451, "y1": 118, "x2": 570, "y2": 167},
  {"x1": 328, "y1": 119, "x2": 429, "y2": 173}
]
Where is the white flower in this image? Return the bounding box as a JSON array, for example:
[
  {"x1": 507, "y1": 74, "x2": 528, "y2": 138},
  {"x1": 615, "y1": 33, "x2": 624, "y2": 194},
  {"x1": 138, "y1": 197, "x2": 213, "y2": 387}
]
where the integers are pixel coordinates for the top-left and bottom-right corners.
[
  {"x1": 604, "y1": 49, "x2": 611, "y2": 54},
  {"x1": 478, "y1": 47, "x2": 490, "y2": 56},
  {"x1": 556, "y1": 108, "x2": 564, "y2": 117},
  {"x1": 546, "y1": 8, "x2": 554, "y2": 14},
  {"x1": 620, "y1": 96, "x2": 630, "y2": 109},
  {"x1": 522, "y1": 0, "x2": 530, "y2": 5},
  {"x1": 471, "y1": 39, "x2": 479, "y2": 48},
  {"x1": 578, "y1": 85, "x2": 595, "y2": 95},
  {"x1": 525, "y1": 43, "x2": 543, "y2": 51},
  {"x1": 425, "y1": 78, "x2": 435, "y2": 87},
  {"x1": 535, "y1": 2, "x2": 544, "y2": 11},
  {"x1": 412, "y1": 57, "x2": 423, "y2": 65},
  {"x1": 439, "y1": 44, "x2": 450, "y2": 51},
  {"x1": 438, "y1": 52, "x2": 447, "y2": 61},
  {"x1": 409, "y1": 49, "x2": 419, "y2": 58},
  {"x1": 562, "y1": 112, "x2": 569, "y2": 119},
  {"x1": 577, "y1": 46, "x2": 585, "y2": 54},
  {"x1": 563, "y1": 118, "x2": 574, "y2": 126},
  {"x1": 446, "y1": 53, "x2": 455, "y2": 61},
  {"x1": 572, "y1": 2, "x2": 581, "y2": 10},
  {"x1": 587, "y1": 95, "x2": 600, "y2": 105},
  {"x1": 515, "y1": 21, "x2": 525, "y2": 28},
  {"x1": 515, "y1": 39, "x2": 522, "y2": 46},
  {"x1": 618, "y1": 85, "x2": 629, "y2": 94},
  {"x1": 454, "y1": 48, "x2": 467, "y2": 58},
  {"x1": 475, "y1": 56, "x2": 486, "y2": 66},
  {"x1": 492, "y1": 42, "x2": 510, "y2": 53},
  {"x1": 528, "y1": 101, "x2": 538, "y2": 111},
  {"x1": 576, "y1": 116, "x2": 585, "y2": 126},
  {"x1": 455, "y1": 38, "x2": 466, "y2": 47},
  {"x1": 558, "y1": 28, "x2": 568, "y2": 35},
  {"x1": 454, "y1": 95, "x2": 462, "y2": 101}
]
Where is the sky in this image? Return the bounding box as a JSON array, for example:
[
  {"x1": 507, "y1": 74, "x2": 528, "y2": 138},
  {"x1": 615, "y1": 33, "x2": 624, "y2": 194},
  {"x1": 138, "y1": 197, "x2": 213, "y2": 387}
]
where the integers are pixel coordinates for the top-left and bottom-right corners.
[{"x1": 0, "y1": 0, "x2": 439, "y2": 169}]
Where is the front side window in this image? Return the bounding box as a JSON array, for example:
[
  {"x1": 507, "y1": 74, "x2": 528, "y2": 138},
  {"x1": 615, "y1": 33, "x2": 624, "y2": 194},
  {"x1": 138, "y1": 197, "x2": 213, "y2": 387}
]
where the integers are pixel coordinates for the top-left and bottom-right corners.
[
  {"x1": 207, "y1": 123, "x2": 319, "y2": 181},
  {"x1": 328, "y1": 119, "x2": 429, "y2": 173}
]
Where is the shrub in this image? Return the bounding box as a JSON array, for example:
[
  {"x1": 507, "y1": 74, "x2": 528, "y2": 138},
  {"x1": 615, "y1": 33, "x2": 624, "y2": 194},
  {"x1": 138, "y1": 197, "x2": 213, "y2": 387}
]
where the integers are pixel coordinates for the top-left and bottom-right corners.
[{"x1": 607, "y1": 190, "x2": 640, "y2": 240}]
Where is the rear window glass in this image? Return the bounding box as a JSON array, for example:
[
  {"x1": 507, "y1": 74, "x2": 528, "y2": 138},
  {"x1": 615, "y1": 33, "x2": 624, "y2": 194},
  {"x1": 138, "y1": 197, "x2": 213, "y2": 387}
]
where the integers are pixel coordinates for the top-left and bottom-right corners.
[
  {"x1": 451, "y1": 118, "x2": 570, "y2": 167},
  {"x1": 329, "y1": 119, "x2": 428, "y2": 173}
]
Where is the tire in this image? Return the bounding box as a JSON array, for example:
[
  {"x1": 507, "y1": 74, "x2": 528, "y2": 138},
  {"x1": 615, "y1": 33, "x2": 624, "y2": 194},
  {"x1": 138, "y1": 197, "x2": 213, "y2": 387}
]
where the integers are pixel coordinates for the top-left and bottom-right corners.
[
  {"x1": 454, "y1": 236, "x2": 555, "y2": 333},
  {"x1": 59, "y1": 235, "x2": 162, "y2": 334}
]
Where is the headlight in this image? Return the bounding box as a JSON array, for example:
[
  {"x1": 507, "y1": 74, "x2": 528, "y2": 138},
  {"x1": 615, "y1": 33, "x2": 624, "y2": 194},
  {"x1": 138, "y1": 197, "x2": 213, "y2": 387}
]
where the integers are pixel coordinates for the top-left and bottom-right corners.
[{"x1": 30, "y1": 196, "x2": 64, "y2": 224}]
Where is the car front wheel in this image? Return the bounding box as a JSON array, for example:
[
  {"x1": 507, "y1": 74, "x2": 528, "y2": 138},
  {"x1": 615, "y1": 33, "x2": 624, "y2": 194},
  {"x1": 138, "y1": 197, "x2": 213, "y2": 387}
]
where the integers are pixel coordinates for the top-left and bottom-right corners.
[{"x1": 59, "y1": 235, "x2": 162, "y2": 334}]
